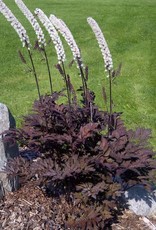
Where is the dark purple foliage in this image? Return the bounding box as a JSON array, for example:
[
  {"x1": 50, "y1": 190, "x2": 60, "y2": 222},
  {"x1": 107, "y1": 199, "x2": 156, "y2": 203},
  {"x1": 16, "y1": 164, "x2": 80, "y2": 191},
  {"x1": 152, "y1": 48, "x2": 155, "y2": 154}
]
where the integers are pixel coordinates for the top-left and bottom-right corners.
[{"x1": 4, "y1": 90, "x2": 156, "y2": 229}]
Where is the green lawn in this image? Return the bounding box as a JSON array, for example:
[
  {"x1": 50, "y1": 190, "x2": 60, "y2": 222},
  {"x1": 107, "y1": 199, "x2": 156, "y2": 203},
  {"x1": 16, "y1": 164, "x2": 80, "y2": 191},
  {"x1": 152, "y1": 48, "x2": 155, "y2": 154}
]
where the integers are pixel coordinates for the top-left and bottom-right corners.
[{"x1": 0, "y1": 0, "x2": 156, "y2": 148}]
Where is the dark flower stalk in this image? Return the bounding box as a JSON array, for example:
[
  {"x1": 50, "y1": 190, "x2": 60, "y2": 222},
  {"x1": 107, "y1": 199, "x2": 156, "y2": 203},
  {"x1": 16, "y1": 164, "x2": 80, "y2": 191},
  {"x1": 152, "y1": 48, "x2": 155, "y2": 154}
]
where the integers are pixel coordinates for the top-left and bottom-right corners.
[
  {"x1": 77, "y1": 58, "x2": 88, "y2": 105},
  {"x1": 61, "y1": 62, "x2": 71, "y2": 107},
  {"x1": 42, "y1": 46, "x2": 53, "y2": 94},
  {"x1": 108, "y1": 70, "x2": 113, "y2": 134},
  {"x1": 27, "y1": 47, "x2": 41, "y2": 101}
]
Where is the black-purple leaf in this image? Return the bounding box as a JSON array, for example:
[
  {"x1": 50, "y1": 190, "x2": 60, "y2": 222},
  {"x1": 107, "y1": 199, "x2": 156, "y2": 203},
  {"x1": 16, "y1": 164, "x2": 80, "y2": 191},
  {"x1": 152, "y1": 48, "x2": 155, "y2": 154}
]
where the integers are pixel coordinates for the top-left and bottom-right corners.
[
  {"x1": 69, "y1": 59, "x2": 74, "y2": 68},
  {"x1": 85, "y1": 66, "x2": 89, "y2": 80},
  {"x1": 55, "y1": 63, "x2": 64, "y2": 76},
  {"x1": 18, "y1": 50, "x2": 26, "y2": 64}
]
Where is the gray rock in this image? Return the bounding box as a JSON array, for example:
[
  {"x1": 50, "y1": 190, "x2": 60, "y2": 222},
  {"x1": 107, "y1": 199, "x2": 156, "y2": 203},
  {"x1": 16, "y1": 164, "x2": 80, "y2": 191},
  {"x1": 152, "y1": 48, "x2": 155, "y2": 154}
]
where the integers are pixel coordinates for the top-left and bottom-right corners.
[
  {"x1": 123, "y1": 184, "x2": 156, "y2": 217},
  {"x1": 0, "y1": 103, "x2": 19, "y2": 199}
]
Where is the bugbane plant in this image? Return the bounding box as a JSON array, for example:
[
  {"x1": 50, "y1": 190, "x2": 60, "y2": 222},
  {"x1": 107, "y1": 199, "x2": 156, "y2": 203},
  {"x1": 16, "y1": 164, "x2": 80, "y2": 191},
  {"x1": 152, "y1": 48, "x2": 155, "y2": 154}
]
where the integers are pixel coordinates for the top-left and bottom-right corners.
[
  {"x1": 5, "y1": 93, "x2": 156, "y2": 229},
  {"x1": 15, "y1": 0, "x2": 53, "y2": 93},
  {"x1": 1, "y1": 3, "x2": 156, "y2": 229}
]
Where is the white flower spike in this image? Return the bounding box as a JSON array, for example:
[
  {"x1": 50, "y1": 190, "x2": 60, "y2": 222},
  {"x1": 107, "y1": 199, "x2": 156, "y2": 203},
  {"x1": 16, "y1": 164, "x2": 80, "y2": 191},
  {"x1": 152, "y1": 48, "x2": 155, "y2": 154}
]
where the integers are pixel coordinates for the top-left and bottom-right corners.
[
  {"x1": 34, "y1": 8, "x2": 65, "y2": 63},
  {"x1": 0, "y1": 0, "x2": 30, "y2": 48},
  {"x1": 15, "y1": 0, "x2": 46, "y2": 47},
  {"x1": 87, "y1": 17, "x2": 113, "y2": 72},
  {"x1": 49, "y1": 14, "x2": 83, "y2": 68}
]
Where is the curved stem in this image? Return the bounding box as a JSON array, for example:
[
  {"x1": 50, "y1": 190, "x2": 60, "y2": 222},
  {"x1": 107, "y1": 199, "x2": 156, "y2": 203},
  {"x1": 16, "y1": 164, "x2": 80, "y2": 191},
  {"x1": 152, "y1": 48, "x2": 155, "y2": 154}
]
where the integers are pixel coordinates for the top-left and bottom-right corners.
[
  {"x1": 27, "y1": 47, "x2": 49, "y2": 132},
  {"x1": 77, "y1": 58, "x2": 88, "y2": 105},
  {"x1": 27, "y1": 48, "x2": 41, "y2": 101},
  {"x1": 109, "y1": 70, "x2": 112, "y2": 135},
  {"x1": 109, "y1": 70, "x2": 112, "y2": 116},
  {"x1": 43, "y1": 46, "x2": 53, "y2": 94},
  {"x1": 61, "y1": 61, "x2": 71, "y2": 107}
]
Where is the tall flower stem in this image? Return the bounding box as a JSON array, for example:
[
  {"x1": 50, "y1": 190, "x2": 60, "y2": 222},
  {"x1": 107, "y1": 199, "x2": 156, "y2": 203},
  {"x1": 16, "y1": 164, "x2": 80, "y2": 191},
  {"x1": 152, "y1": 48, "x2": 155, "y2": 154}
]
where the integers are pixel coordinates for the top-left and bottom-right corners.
[
  {"x1": 77, "y1": 59, "x2": 88, "y2": 105},
  {"x1": 61, "y1": 62, "x2": 71, "y2": 107},
  {"x1": 27, "y1": 48, "x2": 41, "y2": 101},
  {"x1": 28, "y1": 48, "x2": 49, "y2": 131},
  {"x1": 109, "y1": 70, "x2": 113, "y2": 135},
  {"x1": 87, "y1": 17, "x2": 114, "y2": 135},
  {"x1": 42, "y1": 46, "x2": 53, "y2": 94}
]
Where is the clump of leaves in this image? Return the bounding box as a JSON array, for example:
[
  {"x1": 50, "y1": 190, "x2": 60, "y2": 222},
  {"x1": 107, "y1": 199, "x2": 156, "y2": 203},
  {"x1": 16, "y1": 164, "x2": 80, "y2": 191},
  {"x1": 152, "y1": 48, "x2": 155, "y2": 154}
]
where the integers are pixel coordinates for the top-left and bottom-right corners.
[{"x1": 4, "y1": 90, "x2": 156, "y2": 229}]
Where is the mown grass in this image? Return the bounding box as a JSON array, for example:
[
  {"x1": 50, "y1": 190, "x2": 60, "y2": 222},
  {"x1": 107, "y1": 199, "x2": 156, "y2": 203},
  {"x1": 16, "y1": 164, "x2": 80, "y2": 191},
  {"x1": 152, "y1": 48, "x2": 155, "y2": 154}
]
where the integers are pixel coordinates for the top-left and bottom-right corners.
[{"x1": 0, "y1": 0, "x2": 155, "y2": 148}]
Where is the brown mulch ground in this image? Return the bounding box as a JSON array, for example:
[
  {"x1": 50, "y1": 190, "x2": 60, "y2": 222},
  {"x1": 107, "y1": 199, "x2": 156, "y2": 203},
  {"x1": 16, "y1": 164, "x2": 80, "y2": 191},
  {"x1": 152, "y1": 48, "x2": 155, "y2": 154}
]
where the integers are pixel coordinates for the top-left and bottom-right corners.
[
  {"x1": 0, "y1": 183, "x2": 65, "y2": 230},
  {"x1": 1, "y1": 182, "x2": 156, "y2": 230}
]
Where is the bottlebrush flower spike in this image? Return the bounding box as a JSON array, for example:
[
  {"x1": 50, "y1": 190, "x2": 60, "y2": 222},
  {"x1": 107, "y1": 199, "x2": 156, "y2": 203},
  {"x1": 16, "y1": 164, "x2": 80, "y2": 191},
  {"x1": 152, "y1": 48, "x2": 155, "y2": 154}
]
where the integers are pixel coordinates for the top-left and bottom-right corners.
[
  {"x1": 0, "y1": 0, "x2": 30, "y2": 48},
  {"x1": 49, "y1": 14, "x2": 83, "y2": 68},
  {"x1": 15, "y1": 0, "x2": 46, "y2": 47},
  {"x1": 87, "y1": 17, "x2": 113, "y2": 72},
  {"x1": 34, "y1": 8, "x2": 65, "y2": 63}
]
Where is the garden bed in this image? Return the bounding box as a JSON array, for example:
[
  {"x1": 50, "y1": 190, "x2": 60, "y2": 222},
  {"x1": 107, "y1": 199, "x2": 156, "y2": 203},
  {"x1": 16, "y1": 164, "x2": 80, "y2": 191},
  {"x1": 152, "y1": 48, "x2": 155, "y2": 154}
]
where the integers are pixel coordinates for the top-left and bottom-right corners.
[{"x1": 1, "y1": 182, "x2": 156, "y2": 230}]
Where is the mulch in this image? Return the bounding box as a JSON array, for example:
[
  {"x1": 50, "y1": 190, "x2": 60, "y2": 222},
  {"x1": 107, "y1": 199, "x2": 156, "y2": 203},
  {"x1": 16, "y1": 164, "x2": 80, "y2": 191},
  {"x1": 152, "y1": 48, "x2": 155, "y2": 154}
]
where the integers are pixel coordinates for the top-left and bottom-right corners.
[
  {"x1": 0, "y1": 183, "x2": 65, "y2": 230},
  {"x1": 1, "y1": 182, "x2": 156, "y2": 230}
]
